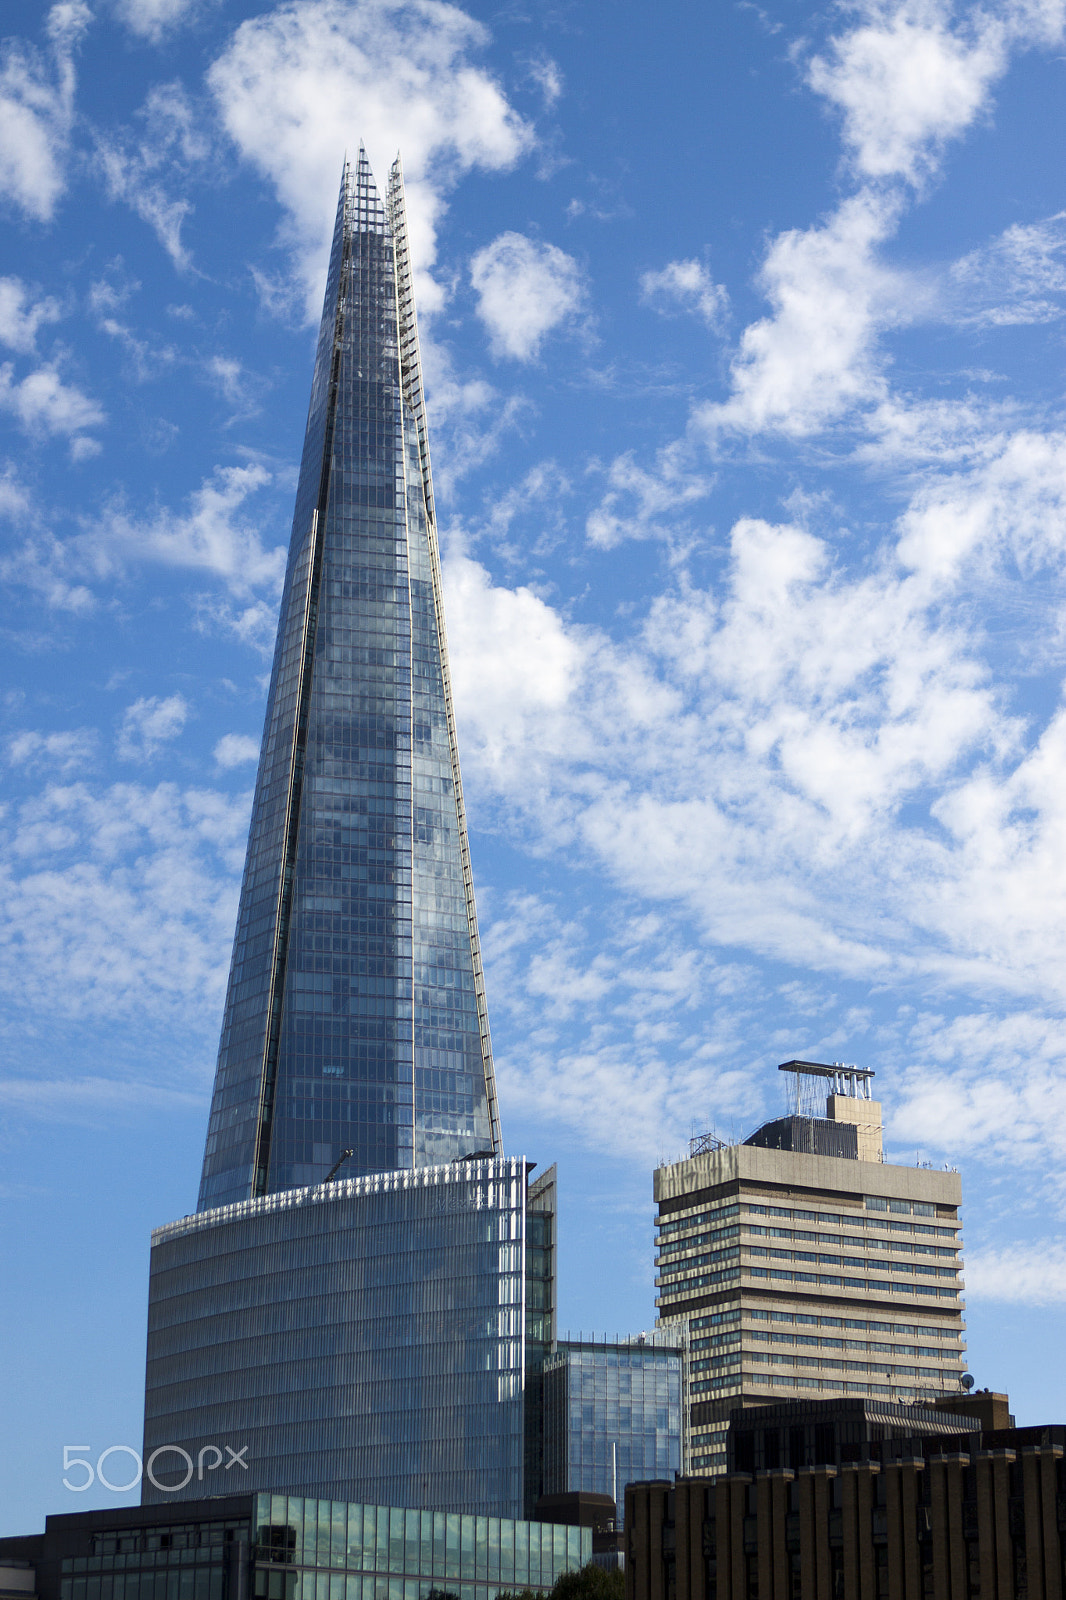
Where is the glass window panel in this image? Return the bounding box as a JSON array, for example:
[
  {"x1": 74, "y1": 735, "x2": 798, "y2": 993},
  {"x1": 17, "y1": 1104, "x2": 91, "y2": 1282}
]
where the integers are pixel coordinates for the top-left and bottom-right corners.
[
  {"x1": 318, "y1": 1506, "x2": 332, "y2": 1570},
  {"x1": 332, "y1": 1505, "x2": 347, "y2": 1570},
  {"x1": 346, "y1": 1507, "x2": 363, "y2": 1572},
  {"x1": 389, "y1": 1511, "x2": 405, "y2": 1575}
]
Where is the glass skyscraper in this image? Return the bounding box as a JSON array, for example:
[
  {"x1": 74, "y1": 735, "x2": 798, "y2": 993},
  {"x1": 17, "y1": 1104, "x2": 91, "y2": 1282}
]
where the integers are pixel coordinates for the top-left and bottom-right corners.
[
  {"x1": 198, "y1": 150, "x2": 499, "y2": 1213},
  {"x1": 140, "y1": 154, "x2": 536, "y2": 1518}
]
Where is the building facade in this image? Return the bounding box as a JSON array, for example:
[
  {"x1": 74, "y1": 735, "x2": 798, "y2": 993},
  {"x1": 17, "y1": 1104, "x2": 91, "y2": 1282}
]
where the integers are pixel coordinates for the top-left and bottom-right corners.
[
  {"x1": 198, "y1": 149, "x2": 500, "y2": 1214},
  {"x1": 655, "y1": 1063, "x2": 967, "y2": 1477},
  {"x1": 625, "y1": 1408, "x2": 1064, "y2": 1600},
  {"x1": 0, "y1": 1494, "x2": 589, "y2": 1600},
  {"x1": 142, "y1": 1159, "x2": 531, "y2": 1513},
  {"x1": 541, "y1": 1337, "x2": 684, "y2": 1527}
]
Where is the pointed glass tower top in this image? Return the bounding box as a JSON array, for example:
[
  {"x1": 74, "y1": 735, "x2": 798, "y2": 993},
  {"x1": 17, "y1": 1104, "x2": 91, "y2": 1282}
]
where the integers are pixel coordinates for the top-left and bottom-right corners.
[{"x1": 198, "y1": 151, "x2": 501, "y2": 1211}]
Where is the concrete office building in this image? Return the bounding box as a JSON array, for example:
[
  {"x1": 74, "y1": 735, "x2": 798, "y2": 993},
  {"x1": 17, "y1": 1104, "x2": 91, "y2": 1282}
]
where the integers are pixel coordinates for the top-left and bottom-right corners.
[
  {"x1": 655, "y1": 1062, "x2": 967, "y2": 1477},
  {"x1": 625, "y1": 1397, "x2": 1064, "y2": 1600}
]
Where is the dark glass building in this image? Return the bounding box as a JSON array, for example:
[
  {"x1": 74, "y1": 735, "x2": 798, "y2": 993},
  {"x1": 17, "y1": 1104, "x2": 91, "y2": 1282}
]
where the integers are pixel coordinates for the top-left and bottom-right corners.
[{"x1": 199, "y1": 149, "x2": 499, "y2": 1213}]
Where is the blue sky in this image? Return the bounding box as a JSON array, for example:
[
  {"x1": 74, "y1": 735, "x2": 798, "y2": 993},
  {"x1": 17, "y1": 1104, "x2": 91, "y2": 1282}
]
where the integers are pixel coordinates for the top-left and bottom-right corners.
[{"x1": 3, "y1": 0, "x2": 1066, "y2": 1534}]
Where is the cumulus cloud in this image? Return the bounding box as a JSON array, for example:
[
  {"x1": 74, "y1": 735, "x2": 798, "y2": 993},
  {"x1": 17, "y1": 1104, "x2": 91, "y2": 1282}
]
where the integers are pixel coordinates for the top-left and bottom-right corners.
[
  {"x1": 443, "y1": 473, "x2": 1066, "y2": 1011},
  {"x1": 697, "y1": 191, "x2": 917, "y2": 439},
  {"x1": 214, "y1": 732, "x2": 260, "y2": 768},
  {"x1": 807, "y1": 9, "x2": 1009, "y2": 186},
  {"x1": 0, "y1": 277, "x2": 62, "y2": 353},
  {"x1": 206, "y1": 0, "x2": 533, "y2": 319},
  {"x1": 0, "y1": 2, "x2": 91, "y2": 223},
  {"x1": 640, "y1": 258, "x2": 728, "y2": 330},
  {"x1": 117, "y1": 694, "x2": 189, "y2": 762},
  {"x1": 470, "y1": 232, "x2": 586, "y2": 360},
  {"x1": 86, "y1": 464, "x2": 286, "y2": 597}
]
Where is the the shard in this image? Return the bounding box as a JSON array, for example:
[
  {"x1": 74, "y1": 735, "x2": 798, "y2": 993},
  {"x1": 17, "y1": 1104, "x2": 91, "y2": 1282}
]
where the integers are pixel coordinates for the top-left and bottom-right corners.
[{"x1": 198, "y1": 151, "x2": 501, "y2": 1212}]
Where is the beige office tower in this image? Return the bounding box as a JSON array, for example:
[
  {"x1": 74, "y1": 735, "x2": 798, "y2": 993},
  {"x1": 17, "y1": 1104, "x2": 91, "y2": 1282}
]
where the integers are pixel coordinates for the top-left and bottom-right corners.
[{"x1": 654, "y1": 1061, "x2": 966, "y2": 1477}]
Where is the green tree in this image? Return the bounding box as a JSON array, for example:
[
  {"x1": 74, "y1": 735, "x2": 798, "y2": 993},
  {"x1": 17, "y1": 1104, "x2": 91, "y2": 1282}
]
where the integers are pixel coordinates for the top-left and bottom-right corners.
[{"x1": 550, "y1": 1563, "x2": 625, "y2": 1600}]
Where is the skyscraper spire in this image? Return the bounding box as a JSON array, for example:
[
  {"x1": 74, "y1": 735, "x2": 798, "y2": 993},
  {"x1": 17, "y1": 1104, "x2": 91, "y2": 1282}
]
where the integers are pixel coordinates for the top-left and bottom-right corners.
[{"x1": 198, "y1": 152, "x2": 500, "y2": 1211}]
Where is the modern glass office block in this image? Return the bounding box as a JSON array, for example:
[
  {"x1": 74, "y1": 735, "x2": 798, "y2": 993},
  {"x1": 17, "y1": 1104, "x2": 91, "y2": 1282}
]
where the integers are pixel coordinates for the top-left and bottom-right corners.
[
  {"x1": 142, "y1": 1159, "x2": 529, "y2": 1513},
  {"x1": 252, "y1": 1494, "x2": 588, "y2": 1600},
  {"x1": 541, "y1": 1336, "x2": 682, "y2": 1526},
  {"x1": 33, "y1": 1495, "x2": 589, "y2": 1600},
  {"x1": 198, "y1": 149, "x2": 499, "y2": 1213}
]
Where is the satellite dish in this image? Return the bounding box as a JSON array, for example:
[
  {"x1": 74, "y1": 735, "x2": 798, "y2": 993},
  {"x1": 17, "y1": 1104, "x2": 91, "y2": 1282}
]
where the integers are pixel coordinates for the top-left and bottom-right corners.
[{"x1": 962, "y1": 1373, "x2": 975, "y2": 1391}]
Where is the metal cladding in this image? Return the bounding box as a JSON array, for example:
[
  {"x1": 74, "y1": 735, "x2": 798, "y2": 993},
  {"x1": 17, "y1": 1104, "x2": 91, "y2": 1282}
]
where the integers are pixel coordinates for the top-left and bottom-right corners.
[{"x1": 198, "y1": 151, "x2": 499, "y2": 1212}]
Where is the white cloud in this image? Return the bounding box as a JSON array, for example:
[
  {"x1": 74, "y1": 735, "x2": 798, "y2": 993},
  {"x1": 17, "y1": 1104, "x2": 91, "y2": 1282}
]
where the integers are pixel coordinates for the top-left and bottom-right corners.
[
  {"x1": 110, "y1": 0, "x2": 203, "y2": 45},
  {"x1": 7, "y1": 728, "x2": 97, "y2": 774},
  {"x1": 87, "y1": 463, "x2": 286, "y2": 598},
  {"x1": 482, "y1": 893, "x2": 759, "y2": 1161},
  {"x1": 0, "y1": 277, "x2": 62, "y2": 353},
  {"x1": 470, "y1": 232, "x2": 585, "y2": 361},
  {"x1": 965, "y1": 1242, "x2": 1066, "y2": 1303},
  {"x1": 640, "y1": 258, "x2": 728, "y2": 330},
  {"x1": 0, "y1": 779, "x2": 247, "y2": 1026},
  {"x1": 206, "y1": 0, "x2": 533, "y2": 320},
  {"x1": 443, "y1": 483, "x2": 1066, "y2": 1012},
  {"x1": 0, "y1": 532, "x2": 96, "y2": 613},
  {"x1": 949, "y1": 211, "x2": 1066, "y2": 325},
  {"x1": 96, "y1": 82, "x2": 211, "y2": 268},
  {"x1": 0, "y1": 361, "x2": 105, "y2": 455},
  {"x1": 0, "y1": 2, "x2": 91, "y2": 223},
  {"x1": 117, "y1": 694, "x2": 189, "y2": 761},
  {"x1": 807, "y1": 8, "x2": 1009, "y2": 186},
  {"x1": 586, "y1": 447, "x2": 712, "y2": 549},
  {"x1": 0, "y1": 1074, "x2": 204, "y2": 1120},
  {"x1": 214, "y1": 732, "x2": 260, "y2": 768},
  {"x1": 697, "y1": 191, "x2": 917, "y2": 439}
]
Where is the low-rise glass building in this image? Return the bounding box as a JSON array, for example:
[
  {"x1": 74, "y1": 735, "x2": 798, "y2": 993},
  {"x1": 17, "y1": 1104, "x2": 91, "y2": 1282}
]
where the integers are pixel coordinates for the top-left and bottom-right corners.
[{"x1": 0, "y1": 1494, "x2": 589, "y2": 1600}]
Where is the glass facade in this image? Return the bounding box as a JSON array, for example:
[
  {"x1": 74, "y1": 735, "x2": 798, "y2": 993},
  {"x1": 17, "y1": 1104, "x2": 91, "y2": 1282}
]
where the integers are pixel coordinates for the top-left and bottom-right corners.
[
  {"x1": 253, "y1": 1494, "x2": 588, "y2": 1600},
  {"x1": 198, "y1": 150, "x2": 498, "y2": 1212},
  {"x1": 50, "y1": 1496, "x2": 589, "y2": 1600},
  {"x1": 142, "y1": 1159, "x2": 529, "y2": 1513},
  {"x1": 542, "y1": 1337, "x2": 682, "y2": 1526}
]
